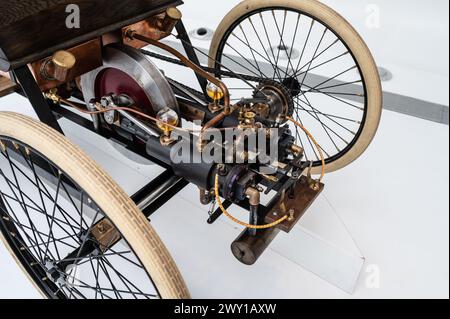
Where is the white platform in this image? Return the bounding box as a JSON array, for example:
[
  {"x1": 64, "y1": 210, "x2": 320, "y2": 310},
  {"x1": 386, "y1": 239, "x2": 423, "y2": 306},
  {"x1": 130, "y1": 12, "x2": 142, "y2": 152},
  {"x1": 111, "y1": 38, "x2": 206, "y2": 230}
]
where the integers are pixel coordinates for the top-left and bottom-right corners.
[{"x1": 0, "y1": 0, "x2": 448, "y2": 299}]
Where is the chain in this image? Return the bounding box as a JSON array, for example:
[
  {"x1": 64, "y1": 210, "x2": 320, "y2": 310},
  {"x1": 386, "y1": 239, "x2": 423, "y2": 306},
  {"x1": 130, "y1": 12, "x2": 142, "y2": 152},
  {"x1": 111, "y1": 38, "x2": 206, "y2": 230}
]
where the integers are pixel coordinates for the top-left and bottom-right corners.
[
  {"x1": 140, "y1": 48, "x2": 294, "y2": 117},
  {"x1": 140, "y1": 49, "x2": 281, "y2": 89}
]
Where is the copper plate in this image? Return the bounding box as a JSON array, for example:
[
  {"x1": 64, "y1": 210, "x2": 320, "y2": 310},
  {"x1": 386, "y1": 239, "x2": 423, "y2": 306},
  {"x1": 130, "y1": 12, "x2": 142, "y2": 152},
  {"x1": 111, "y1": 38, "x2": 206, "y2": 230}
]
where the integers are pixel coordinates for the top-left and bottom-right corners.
[
  {"x1": 265, "y1": 176, "x2": 325, "y2": 233},
  {"x1": 30, "y1": 38, "x2": 103, "y2": 91}
]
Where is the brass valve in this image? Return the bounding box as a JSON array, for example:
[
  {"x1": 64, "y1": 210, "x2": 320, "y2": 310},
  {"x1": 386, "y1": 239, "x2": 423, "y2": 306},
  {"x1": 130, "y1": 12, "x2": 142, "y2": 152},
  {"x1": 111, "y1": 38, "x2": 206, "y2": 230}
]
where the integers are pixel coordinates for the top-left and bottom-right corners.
[
  {"x1": 156, "y1": 108, "x2": 179, "y2": 146},
  {"x1": 239, "y1": 111, "x2": 256, "y2": 129}
]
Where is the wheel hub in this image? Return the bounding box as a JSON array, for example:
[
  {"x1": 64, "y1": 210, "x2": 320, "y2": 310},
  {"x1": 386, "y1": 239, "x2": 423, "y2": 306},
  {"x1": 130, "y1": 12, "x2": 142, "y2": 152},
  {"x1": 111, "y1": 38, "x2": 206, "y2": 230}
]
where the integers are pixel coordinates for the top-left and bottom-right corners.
[
  {"x1": 44, "y1": 260, "x2": 67, "y2": 286},
  {"x1": 253, "y1": 82, "x2": 295, "y2": 122}
]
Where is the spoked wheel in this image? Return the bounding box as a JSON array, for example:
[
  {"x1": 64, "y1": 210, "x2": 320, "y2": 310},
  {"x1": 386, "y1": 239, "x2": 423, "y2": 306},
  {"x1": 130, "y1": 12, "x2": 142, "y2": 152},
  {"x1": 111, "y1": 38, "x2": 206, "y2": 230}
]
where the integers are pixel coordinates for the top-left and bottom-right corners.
[
  {"x1": 0, "y1": 112, "x2": 189, "y2": 299},
  {"x1": 209, "y1": 0, "x2": 382, "y2": 173}
]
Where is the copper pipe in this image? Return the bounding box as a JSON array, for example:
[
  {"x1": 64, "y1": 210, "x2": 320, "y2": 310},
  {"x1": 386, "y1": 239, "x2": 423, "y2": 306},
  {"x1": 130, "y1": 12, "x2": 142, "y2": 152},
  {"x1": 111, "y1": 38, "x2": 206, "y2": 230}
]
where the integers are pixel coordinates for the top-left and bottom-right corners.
[
  {"x1": 45, "y1": 92, "x2": 237, "y2": 134},
  {"x1": 198, "y1": 109, "x2": 235, "y2": 151},
  {"x1": 127, "y1": 31, "x2": 231, "y2": 113}
]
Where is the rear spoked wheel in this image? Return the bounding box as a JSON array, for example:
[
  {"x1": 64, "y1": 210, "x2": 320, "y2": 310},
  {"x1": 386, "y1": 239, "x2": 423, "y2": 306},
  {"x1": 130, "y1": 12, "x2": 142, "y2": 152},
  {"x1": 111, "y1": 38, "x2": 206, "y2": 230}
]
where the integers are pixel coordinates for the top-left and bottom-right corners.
[
  {"x1": 0, "y1": 112, "x2": 189, "y2": 299},
  {"x1": 210, "y1": 0, "x2": 382, "y2": 173}
]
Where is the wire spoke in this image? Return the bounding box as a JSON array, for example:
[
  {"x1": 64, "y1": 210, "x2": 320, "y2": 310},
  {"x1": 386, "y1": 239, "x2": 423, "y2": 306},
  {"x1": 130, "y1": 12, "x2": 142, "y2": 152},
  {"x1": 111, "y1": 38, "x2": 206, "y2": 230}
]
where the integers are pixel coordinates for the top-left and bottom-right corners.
[
  {"x1": 291, "y1": 38, "x2": 341, "y2": 78},
  {"x1": 296, "y1": 98, "x2": 351, "y2": 145},
  {"x1": 300, "y1": 94, "x2": 340, "y2": 154},
  {"x1": 247, "y1": 16, "x2": 284, "y2": 80},
  {"x1": 0, "y1": 140, "x2": 158, "y2": 299},
  {"x1": 302, "y1": 82, "x2": 365, "y2": 111}
]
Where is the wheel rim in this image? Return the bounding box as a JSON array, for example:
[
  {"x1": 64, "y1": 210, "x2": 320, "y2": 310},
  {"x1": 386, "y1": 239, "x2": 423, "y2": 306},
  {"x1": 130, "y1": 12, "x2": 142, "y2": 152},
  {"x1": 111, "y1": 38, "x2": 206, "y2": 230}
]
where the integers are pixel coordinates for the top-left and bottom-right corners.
[
  {"x1": 0, "y1": 138, "x2": 161, "y2": 299},
  {"x1": 213, "y1": 7, "x2": 370, "y2": 167}
]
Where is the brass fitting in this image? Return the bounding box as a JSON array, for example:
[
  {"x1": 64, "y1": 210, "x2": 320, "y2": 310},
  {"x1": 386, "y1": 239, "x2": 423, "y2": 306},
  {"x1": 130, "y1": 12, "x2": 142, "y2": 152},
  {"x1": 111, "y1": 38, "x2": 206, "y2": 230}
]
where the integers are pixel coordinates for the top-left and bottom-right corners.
[
  {"x1": 160, "y1": 7, "x2": 182, "y2": 33},
  {"x1": 288, "y1": 209, "x2": 295, "y2": 222},
  {"x1": 245, "y1": 187, "x2": 261, "y2": 207},
  {"x1": 306, "y1": 163, "x2": 321, "y2": 191},
  {"x1": 199, "y1": 188, "x2": 212, "y2": 205},
  {"x1": 44, "y1": 88, "x2": 61, "y2": 104},
  {"x1": 160, "y1": 133, "x2": 176, "y2": 147}
]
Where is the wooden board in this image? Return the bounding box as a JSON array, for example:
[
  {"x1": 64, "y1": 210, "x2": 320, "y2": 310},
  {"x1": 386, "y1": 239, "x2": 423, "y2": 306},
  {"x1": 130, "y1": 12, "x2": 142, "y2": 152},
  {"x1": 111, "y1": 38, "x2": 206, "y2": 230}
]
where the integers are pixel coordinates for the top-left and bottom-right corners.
[
  {"x1": 0, "y1": 0, "x2": 182, "y2": 71},
  {"x1": 0, "y1": 75, "x2": 17, "y2": 97}
]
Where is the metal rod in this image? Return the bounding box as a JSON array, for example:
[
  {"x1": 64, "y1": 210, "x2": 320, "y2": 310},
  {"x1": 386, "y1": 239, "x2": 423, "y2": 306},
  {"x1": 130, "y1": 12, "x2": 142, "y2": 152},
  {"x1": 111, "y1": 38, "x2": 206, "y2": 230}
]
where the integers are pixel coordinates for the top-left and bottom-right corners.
[
  {"x1": 117, "y1": 110, "x2": 160, "y2": 137},
  {"x1": 131, "y1": 170, "x2": 188, "y2": 218},
  {"x1": 168, "y1": 78, "x2": 208, "y2": 106}
]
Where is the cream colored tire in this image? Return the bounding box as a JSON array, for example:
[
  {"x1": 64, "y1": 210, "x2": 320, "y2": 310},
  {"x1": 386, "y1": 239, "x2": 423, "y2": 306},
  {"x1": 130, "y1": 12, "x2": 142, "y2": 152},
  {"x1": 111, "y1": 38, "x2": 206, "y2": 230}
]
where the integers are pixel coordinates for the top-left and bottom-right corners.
[
  {"x1": 209, "y1": 0, "x2": 382, "y2": 174},
  {"x1": 0, "y1": 112, "x2": 190, "y2": 299}
]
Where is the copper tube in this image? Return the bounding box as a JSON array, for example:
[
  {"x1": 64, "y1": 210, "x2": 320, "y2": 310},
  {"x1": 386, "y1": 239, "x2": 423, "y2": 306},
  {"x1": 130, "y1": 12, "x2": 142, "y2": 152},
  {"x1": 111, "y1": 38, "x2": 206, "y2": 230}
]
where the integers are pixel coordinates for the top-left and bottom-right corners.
[
  {"x1": 48, "y1": 93, "x2": 236, "y2": 134},
  {"x1": 197, "y1": 110, "x2": 230, "y2": 151},
  {"x1": 202, "y1": 111, "x2": 228, "y2": 131},
  {"x1": 127, "y1": 31, "x2": 231, "y2": 113}
]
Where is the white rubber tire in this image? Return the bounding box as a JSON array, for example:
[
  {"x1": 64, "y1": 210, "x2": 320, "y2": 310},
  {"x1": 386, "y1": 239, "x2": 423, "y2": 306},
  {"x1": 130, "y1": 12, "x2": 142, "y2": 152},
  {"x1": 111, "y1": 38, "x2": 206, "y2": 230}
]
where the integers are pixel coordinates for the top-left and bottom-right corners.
[
  {"x1": 209, "y1": 0, "x2": 383, "y2": 174},
  {"x1": 0, "y1": 112, "x2": 190, "y2": 299}
]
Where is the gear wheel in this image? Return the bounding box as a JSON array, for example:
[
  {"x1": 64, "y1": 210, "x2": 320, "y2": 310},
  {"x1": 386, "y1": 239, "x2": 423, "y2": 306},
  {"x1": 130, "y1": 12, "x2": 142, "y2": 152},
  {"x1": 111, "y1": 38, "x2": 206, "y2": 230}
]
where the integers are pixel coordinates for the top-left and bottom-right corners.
[{"x1": 253, "y1": 81, "x2": 295, "y2": 123}]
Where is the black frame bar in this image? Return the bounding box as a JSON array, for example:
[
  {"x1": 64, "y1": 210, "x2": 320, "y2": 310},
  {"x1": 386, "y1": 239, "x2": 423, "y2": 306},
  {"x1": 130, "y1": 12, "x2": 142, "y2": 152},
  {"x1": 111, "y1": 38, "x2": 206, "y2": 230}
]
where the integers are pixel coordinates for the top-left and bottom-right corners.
[
  {"x1": 175, "y1": 21, "x2": 208, "y2": 96},
  {"x1": 12, "y1": 66, "x2": 63, "y2": 134}
]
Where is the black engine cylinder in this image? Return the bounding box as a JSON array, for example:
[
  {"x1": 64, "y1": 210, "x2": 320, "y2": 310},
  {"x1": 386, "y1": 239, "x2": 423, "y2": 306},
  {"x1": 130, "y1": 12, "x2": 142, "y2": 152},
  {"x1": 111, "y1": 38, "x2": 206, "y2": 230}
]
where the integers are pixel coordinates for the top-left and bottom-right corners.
[{"x1": 146, "y1": 135, "x2": 215, "y2": 189}]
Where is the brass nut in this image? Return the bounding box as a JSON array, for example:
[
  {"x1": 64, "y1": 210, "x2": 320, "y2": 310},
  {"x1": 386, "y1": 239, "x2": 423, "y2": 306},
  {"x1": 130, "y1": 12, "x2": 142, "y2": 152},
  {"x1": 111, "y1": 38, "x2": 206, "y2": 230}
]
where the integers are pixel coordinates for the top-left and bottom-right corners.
[
  {"x1": 208, "y1": 103, "x2": 224, "y2": 114},
  {"x1": 288, "y1": 209, "x2": 295, "y2": 222},
  {"x1": 97, "y1": 225, "x2": 105, "y2": 234},
  {"x1": 310, "y1": 181, "x2": 320, "y2": 191}
]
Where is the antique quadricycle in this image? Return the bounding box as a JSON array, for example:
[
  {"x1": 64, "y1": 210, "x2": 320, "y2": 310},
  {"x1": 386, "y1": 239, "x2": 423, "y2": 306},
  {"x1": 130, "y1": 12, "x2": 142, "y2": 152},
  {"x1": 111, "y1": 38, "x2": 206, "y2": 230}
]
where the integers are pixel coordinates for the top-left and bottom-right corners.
[{"x1": 0, "y1": 0, "x2": 381, "y2": 299}]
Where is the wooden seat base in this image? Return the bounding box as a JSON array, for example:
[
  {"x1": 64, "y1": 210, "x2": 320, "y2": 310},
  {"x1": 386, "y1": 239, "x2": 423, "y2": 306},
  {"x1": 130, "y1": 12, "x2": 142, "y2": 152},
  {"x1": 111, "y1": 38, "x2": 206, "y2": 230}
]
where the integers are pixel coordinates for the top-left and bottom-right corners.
[
  {"x1": 0, "y1": 75, "x2": 17, "y2": 97},
  {"x1": 0, "y1": 0, "x2": 182, "y2": 71}
]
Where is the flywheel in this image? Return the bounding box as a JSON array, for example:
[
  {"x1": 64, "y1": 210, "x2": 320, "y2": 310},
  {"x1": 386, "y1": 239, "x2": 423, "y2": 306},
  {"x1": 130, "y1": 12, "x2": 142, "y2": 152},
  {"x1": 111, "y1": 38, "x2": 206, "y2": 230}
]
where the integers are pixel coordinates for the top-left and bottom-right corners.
[{"x1": 81, "y1": 44, "x2": 179, "y2": 129}]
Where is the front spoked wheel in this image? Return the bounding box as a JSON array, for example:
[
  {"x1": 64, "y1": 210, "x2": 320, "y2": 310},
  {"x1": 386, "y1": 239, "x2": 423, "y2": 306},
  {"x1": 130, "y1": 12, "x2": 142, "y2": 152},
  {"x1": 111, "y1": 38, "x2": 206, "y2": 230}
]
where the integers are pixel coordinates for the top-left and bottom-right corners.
[
  {"x1": 209, "y1": 0, "x2": 382, "y2": 173},
  {"x1": 0, "y1": 112, "x2": 189, "y2": 299}
]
